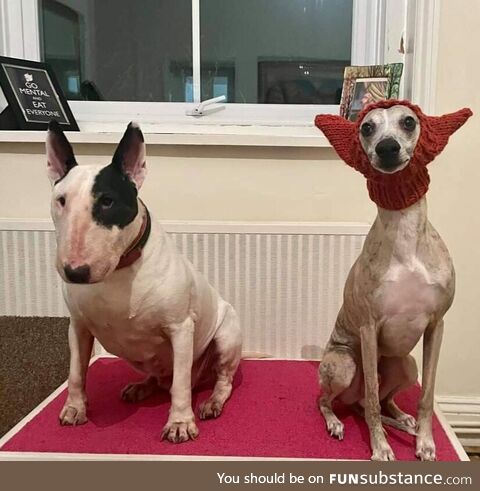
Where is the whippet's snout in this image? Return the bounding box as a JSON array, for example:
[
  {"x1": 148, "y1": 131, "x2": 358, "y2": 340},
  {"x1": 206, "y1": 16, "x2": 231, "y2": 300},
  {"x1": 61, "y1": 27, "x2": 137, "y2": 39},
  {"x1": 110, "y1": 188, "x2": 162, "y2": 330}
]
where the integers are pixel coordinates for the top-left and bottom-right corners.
[
  {"x1": 64, "y1": 264, "x2": 91, "y2": 284},
  {"x1": 375, "y1": 138, "x2": 401, "y2": 164},
  {"x1": 375, "y1": 137, "x2": 401, "y2": 169}
]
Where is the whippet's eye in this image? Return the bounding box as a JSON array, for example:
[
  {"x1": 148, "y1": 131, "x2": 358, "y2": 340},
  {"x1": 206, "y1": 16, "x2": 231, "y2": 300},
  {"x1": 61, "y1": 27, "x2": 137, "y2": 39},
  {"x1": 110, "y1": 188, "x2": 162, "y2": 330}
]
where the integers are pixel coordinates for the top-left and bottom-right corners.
[
  {"x1": 57, "y1": 196, "x2": 66, "y2": 207},
  {"x1": 360, "y1": 122, "x2": 375, "y2": 137},
  {"x1": 99, "y1": 195, "x2": 114, "y2": 209},
  {"x1": 403, "y1": 116, "x2": 416, "y2": 131}
]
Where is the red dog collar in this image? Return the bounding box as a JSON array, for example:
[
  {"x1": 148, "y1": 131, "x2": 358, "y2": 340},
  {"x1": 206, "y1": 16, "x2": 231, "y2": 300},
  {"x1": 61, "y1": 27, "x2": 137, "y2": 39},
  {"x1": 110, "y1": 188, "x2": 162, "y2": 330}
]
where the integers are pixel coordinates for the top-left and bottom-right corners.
[
  {"x1": 315, "y1": 99, "x2": 472, "y2": 210},
  {"x1": 116, "y1": 205, "x2": 151, "y2": 270}
]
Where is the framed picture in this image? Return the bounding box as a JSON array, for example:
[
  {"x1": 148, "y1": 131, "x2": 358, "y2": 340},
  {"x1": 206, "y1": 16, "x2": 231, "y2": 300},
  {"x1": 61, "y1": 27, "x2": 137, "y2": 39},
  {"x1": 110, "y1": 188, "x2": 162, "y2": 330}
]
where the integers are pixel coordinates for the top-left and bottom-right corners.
[
  {"x1": 0, "y1": 56, "x2": 79, "y2": 131},
  {"x1": 339, "y1": 63, "x2": 403, "y2": 121}
]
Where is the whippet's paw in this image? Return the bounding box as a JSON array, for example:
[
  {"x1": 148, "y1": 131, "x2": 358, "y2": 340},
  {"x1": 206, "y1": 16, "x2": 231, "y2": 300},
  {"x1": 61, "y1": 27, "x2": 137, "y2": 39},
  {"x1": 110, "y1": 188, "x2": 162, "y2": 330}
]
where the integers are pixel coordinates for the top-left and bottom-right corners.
[
  {"x1": 416, "y1": 438, "x2": 436, "y2": 461},
  {"x1": 161, "y1": 419, "x2": 199, "y2": 443},
  {"x1": 121, "y1": 380, "x2": 157, "y2": 403},
  {"x1": 326, "y1": 420, "x2": 345, "y2": 440},
  {"x1": 59, "y1": 402, "x2": 88, "y2": 426},
  {"x1": 399, "y1": 413, "x2": 417, "y2": 429},
  {"x1": 371, "y1": 442, "x2": 396, "y2": 461},
  {"x1": 199, "y1": 399, "x2": 223, "y2": 420}
]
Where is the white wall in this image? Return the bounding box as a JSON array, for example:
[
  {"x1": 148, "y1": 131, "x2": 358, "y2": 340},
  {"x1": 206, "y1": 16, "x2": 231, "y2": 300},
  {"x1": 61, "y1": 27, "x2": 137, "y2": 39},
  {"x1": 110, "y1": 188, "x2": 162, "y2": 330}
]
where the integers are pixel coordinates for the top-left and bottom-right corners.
[
  {"x1": 0, "y1": 1, "x2": 479, "y2": 399},
  {"x1": 423, "y1": 0, "x2": 480, "y2": 397},
  {"x1": 0, "y1": 144, "x2": 372, "y2": 222}
]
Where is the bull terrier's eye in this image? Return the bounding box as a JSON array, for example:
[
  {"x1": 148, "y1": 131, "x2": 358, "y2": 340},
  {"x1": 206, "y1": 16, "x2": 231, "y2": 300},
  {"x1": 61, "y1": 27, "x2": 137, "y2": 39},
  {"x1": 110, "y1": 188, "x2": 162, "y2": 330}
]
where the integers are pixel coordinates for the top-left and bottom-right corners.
[
  {"x1": 360, "y1": 121, "x2": 375, "y2": 137},
  {"x1": 99, "y1": 195, "x2": 114, "y2": 209},
  {"x1": 403, "y1": 116, "x2": 416, "y2": 131},
  {"x1": 57, "y1": 196, "x2": 66, "y2": 207}
]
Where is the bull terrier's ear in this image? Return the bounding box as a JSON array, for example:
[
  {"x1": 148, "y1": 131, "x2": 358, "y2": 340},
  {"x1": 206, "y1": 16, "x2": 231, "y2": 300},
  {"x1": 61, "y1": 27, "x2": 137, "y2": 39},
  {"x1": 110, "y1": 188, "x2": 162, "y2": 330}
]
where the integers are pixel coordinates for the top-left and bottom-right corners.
[
  {"x1": 314, "y1": 114, "x2": 356, "y2": 167},
  {"x1": 112, "y1": 122, "x2": 146, "y2": 189},
  {"x1": 46, "y1": 120, "x2": 77, "y2": 183}
]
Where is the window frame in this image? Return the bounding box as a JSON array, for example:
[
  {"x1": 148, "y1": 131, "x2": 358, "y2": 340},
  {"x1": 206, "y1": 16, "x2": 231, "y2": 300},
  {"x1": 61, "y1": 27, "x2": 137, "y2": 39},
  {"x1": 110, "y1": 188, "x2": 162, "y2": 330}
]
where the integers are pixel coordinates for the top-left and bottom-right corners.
[{"x1": 0, "y1": 0, "x2": 439, "y2": 134}]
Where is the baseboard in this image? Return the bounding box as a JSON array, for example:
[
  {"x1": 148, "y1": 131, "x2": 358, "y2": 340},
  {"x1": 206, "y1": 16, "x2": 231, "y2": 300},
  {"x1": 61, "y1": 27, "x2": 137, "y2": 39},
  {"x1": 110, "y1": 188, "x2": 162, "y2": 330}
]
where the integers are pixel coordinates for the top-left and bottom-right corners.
[{"x1": 436, "y1": 396, "x2": 480, "y2": 447}]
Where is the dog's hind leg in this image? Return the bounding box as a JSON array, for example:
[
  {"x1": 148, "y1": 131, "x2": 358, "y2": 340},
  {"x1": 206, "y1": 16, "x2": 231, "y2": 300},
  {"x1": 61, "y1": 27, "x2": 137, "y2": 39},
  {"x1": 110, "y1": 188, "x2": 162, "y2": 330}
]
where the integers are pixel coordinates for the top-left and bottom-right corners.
[
  {"x1": 199, "y1": 303, "x2": 242, "y2": 420},
  {"x1": 318, "y1": 348, "x2": 357, "y2": 440},
  {"x1": 121, "y1": 376, "x2": 160, "y2": 403}
]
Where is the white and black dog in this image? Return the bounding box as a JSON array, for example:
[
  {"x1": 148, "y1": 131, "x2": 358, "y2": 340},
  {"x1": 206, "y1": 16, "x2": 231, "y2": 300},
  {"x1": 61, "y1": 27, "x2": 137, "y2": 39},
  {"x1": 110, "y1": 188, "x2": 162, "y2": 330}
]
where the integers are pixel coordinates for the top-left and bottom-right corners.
[{"x1": 46, "y1": 121, "x2": 242, "y2": 443}]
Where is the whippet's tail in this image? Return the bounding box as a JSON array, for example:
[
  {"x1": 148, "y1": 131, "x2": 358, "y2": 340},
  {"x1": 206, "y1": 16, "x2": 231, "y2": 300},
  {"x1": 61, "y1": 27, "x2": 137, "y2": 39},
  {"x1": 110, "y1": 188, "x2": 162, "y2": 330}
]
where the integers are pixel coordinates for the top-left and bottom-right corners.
[
  {"x1": 352, "y1": 403, "x2": 417, "y2": 436},
  {"x1": 379, "y1": 415, "x2": 417, "y2": 436}
]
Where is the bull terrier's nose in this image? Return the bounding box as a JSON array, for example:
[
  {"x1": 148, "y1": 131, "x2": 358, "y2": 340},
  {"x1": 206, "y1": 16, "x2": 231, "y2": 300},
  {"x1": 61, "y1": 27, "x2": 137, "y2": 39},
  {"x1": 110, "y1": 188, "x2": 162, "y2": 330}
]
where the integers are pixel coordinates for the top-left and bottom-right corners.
[
  {"x1": 64, "y1": 264, "x2": 91, "y2": 283},
  {"x1": 375, "y1": 138, "x2": 401, "y2": 159}
]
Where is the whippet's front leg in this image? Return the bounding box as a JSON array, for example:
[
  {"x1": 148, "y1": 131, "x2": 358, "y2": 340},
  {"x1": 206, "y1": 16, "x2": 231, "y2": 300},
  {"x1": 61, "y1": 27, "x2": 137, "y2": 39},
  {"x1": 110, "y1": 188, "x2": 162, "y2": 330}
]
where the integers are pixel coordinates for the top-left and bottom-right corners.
[
  {"x1": 416, "y1": 319, "x2": 444, "y2": 461},
  {"x1": 360, "y1": 325, "x2": 395, "y2": 461},
  {"x1": 162, "y1": 317, "x2": 199, "y2": 443},
  {"x1": 59, "y1": 320, "x2": 94, "y2": 425}
]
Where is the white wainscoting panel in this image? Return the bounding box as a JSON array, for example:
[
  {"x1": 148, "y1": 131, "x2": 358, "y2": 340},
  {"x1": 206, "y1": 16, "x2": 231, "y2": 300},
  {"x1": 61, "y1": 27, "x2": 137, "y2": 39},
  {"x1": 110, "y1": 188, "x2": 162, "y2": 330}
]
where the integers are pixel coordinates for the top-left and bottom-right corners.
[{"x1": 0, "y1": 220, "x2": 369, "y2": 359}]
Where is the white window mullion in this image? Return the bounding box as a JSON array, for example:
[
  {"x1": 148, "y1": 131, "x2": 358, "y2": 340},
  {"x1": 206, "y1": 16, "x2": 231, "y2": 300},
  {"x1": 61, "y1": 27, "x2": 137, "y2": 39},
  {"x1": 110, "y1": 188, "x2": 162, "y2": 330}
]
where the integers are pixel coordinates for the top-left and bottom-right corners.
[
  {"x1": 0, "y1": 0, "x2": 40, "y2": 60},
  {"x1": 20, "y1": 0, "x2": 41, "y2": 61},
  {"x1": 0, "y1": 0, "x2": 25, "y2": 58},
  {"x1": 409, "y1": 0, "x2": 440, "y2": 113},
  {"x1": 191, "y1": 0, "x2": 201, "y2": 103},
  {"x1": 351, "y1": 0, "x2": 387, "y2": 65}
]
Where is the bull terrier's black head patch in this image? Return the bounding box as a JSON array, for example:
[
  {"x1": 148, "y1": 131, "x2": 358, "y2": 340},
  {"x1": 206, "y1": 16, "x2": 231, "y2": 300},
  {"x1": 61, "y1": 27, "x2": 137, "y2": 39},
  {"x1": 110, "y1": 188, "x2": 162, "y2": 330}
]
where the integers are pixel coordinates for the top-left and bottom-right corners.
[
  {"x1": 91, "y1": 165, "x2": 138, "y2": 229},
  {"x1": 91, "y1": 122, "x2": 146, "y2": 229}
]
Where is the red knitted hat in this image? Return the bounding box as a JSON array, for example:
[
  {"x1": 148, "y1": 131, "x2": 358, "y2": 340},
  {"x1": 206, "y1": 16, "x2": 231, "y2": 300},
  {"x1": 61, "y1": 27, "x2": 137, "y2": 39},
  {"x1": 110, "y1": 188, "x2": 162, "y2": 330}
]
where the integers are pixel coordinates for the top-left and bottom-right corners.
[{"x1": 315, "y1": 99, "x2": 473, "y2": 210}]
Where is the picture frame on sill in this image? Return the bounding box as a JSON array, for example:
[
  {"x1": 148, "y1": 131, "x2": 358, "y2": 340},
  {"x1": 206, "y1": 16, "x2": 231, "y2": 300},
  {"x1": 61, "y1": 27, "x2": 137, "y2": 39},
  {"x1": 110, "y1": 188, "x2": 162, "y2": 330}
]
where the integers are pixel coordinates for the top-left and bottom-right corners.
[{"x1": 339, "y1": 63, "x2": 403, "y2": 121}]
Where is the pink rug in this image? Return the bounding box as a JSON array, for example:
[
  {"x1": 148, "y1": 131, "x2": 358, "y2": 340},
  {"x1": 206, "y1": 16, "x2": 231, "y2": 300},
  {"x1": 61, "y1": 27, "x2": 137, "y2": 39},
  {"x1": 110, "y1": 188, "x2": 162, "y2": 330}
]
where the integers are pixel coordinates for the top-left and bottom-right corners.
[{"x1": 0, "y1": 358, "x2": 460, "y2": 460}]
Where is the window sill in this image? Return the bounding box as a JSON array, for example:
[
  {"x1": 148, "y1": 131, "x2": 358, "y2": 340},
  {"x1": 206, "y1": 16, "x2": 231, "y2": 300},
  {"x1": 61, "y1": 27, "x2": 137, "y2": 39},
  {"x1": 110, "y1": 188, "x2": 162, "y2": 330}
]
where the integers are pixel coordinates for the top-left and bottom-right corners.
[
  {"x1": 0, "y1": 101, "x2": 336, "y2": 147},
  {"x1": 0, "y1": 125, "x2": 331, "y2": 148}
]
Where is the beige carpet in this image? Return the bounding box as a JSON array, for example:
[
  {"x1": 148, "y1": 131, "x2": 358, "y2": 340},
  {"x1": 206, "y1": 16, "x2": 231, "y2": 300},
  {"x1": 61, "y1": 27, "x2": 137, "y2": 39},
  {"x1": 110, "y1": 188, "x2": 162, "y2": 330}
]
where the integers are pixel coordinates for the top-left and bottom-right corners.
[{"x1": 0, "y1": 316, "x2": 69, "y2": 437}]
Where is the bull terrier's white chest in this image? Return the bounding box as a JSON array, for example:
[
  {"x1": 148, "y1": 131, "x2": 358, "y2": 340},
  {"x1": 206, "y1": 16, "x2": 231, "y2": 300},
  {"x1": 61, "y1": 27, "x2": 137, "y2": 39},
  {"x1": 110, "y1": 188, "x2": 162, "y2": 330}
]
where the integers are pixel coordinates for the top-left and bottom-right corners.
[
  {"x1": 88, "y1": 311, "x2": 171, "y2": 366},
  {"x1": 65, "y1": 282, "x2": 174, "y2": 372}
]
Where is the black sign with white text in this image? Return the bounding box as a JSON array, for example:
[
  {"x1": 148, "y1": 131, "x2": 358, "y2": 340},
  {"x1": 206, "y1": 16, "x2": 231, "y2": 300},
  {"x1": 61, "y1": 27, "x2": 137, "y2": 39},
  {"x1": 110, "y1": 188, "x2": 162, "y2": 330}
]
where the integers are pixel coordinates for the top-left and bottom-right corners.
[{"x1": 0, "y1": 56, "x2": 78, "y2": 130}]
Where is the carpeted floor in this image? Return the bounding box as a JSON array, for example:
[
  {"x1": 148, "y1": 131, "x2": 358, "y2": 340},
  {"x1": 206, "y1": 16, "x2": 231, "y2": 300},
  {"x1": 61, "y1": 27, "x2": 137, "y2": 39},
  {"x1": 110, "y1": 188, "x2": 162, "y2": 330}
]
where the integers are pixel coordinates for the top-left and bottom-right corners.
[
  {"x1": 0, "y1": 321, "x2": 467, "y2": 460},
  {"x1": 0, "y1": 358, "x2": 461, "y2": 460},
  {"x1": 0, "y1": 316, "x2": 69, "y2": 437}
]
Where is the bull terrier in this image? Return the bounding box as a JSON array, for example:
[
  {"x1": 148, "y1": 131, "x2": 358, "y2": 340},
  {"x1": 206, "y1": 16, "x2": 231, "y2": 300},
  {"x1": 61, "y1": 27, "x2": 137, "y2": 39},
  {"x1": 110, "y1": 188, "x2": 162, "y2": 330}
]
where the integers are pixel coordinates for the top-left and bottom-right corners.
[
  {"x1": 46, "y1": 121, "x2": 242, "y2": 443},
  {"x1": 314, "y1": 100, "x2": 472, "y2": 460}
]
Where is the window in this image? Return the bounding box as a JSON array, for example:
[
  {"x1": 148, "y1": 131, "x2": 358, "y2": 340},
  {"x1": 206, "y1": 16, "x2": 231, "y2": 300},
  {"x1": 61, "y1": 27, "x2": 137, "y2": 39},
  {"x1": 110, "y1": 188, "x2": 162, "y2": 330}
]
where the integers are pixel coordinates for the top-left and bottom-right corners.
[
  {"x1": 40, "y1": 0, "x2": 193, "y2": 102},
  {"x1": 39, "y1": 0, "x2": 352, "y2": 105},
  {"x1": 200, "y1": 0, "x2": 353, "y2": 104},
  {"x1": 0, "y1": 0, "x2": 420, "y2": 132}
]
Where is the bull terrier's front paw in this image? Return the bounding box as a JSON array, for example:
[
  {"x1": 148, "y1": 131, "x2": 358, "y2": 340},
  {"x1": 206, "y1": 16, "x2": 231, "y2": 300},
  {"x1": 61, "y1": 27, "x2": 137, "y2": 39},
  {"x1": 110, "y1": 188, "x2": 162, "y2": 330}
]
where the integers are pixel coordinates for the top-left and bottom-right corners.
[
  {"x1": 371, "y1": 441, "x2": 396, "y2": 461},
  {"x1": 161, "y1": 417, "x2": 199, "y2": 443},
  {"x1": 199, "y1": 399, "x2": 223, "y2": 420},
  {"x1": 416, "y1": 436, "x2": 436, "y2": 461},
  {"x1": 59, "y1": 400, "x2": 87, "y2": 426}
]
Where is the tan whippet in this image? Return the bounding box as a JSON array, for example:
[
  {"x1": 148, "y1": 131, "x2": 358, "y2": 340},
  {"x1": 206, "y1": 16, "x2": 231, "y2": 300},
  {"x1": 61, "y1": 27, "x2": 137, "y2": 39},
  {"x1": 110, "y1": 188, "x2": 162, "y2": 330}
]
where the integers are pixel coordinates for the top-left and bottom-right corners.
[{"x1": 315, "y1": 100, "x2": 472, "y2": 460}]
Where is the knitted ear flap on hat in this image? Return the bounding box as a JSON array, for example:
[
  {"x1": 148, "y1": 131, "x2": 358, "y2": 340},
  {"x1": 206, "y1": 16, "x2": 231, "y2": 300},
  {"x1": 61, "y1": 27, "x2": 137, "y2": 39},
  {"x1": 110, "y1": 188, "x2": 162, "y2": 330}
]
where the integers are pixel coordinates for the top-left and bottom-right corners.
[
  {"x1": 314, "y1": 114, "x2": 356, "y2": 167},
  {"x1": 315, "y1": 100, "x2": 473, "y2": 210},
  {"x1": 413, "y1": 107, "x2": 473, "y2": 165}
]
